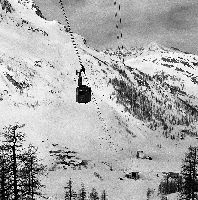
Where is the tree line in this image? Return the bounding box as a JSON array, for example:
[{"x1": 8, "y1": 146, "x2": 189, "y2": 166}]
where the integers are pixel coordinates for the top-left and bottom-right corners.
[
  {"x1": 64, "y1": 179, "x2": 108, "y2": 200},
  {"x1": 110, "y1": 74, "x2": 198, "y2": 136}
]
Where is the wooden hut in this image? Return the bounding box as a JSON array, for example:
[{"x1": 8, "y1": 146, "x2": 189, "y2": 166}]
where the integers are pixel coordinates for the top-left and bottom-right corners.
[
  {"x1": 136, "y1": 151, "x2": 144, "y2": 159},
  {"x1": 125, "y1": 172, "x2": 140, "y2": 180}
]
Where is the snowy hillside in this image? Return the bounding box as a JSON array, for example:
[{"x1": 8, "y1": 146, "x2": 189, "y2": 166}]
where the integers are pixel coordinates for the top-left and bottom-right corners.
[{"x1": 0, "y1": 1, "x2": 198, "y2": 200}]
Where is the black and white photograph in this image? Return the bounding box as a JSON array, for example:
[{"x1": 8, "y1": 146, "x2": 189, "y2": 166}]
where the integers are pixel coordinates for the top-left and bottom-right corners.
[{"x1": 0, "y1": 0, "x2": 198, "y2": 199}]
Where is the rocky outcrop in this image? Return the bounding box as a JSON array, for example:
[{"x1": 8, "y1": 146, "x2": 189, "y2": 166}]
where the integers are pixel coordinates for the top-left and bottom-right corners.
[{"x1": 0, "y1": 0, "x2": 14, "y2": 13}]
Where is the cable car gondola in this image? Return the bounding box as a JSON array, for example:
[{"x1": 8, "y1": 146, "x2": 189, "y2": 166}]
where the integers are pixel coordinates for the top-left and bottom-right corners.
[{"x1": 76, "y1": 66, "x2": 91, "y2": 104}]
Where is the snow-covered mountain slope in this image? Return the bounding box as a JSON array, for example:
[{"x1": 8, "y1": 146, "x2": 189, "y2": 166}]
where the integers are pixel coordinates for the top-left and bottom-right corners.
[
  {"x1": 80, "y1": 42, "x2": 198, "y2": 139},
  {"x1": 0, "y1": 1, "x2": 198, "y2": 199},
  {"x1": 124, "y1": 43, "x2": 198, "y2": 132}
]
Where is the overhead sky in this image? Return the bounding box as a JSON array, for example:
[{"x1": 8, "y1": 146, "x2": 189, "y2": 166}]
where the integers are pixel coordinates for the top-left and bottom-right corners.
[{"x1": 34, "y1": 0, "x2": 198, "y2": 54}]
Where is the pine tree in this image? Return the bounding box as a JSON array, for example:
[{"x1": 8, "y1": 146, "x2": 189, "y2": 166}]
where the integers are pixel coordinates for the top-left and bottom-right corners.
[
  {"x1": 65, "y1": 179, "x2": 77, "y2": 200},
  {"x1": 19, "y1": 144, "x2": 46, "y2": 199},
  {"x1": 180, "y1": 146, "x2": 198, "y2": 200},
  {"x1": 89, "y1": 188, "x2": 99, "y2": 200},
  {"x1": 78, "y1": 183, "x2": 87, "y2": 200},
  {"x1": 0, "y1": 124, "x2": 46, "y2": 200},
  {"x1": 146, "y1": 188, "x2": 153, "y2": 200},
  {"x1": 1, "y1": 123, "x2": 25, "y2": 200},
  {"x1": 0, "y1": 151, "x2": 6, "y2": 199},
  {"x1": 101, "y1": 190, "x2": 108, "y2": 200},
  {"x1": 0, "y1": 146, "x2": 12, "y2": 199}
]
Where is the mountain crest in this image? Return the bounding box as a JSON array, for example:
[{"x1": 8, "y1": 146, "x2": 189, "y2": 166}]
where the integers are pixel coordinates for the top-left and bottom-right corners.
[
  {"x1": 147, "y1": 42, "x2": 162, "y2": 51},
  {"x1": 0, "y1": 0, "x2": 46, "y2": 19}
]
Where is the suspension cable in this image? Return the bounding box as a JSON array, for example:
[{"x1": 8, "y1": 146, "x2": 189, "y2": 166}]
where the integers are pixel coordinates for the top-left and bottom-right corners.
[
  {"x1": 58, "y1": 0, "x2": 84, "y2": 71},
  {"x1": 57, "y1": 0, "x2": 113, "y2": 149},
  {"x1": 114, "y1": 0, "x2": 124, "y2": 63}
]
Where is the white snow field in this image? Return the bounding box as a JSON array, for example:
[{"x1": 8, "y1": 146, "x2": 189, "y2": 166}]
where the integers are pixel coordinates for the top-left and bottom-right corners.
[{"x1": 0, "y1": 1, "x2": 198, "y2": 199}]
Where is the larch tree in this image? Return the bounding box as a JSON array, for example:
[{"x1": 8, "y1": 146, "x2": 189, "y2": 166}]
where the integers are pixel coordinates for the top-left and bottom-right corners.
[
  {"x1": 64, "y1": 178, "x2": 77, "y2": 200},
  {"x1": 0, "y1": 123, "x2": 46, "y2": 200},
  {"x1": 89, "y1": 188, "x2": 99, "y2": 200},
  {"x1": 19, "y1": 143, "x2": 46, "y2": 199},
  {"x1": 0, "y1": 146, "x2": 12, "y2": 199},
  {"x1": 180, "y1": 146, "x2": 198, "y2": 200},
  {"x1": 1, "y1": 123, "x2": 25, "y2": 200},
  {"x1": 78, "y1": 183, "x2": 87, "y2": 200},
  {"x1": 101, "y1": 190, "x2": 108, "y2": 200}
]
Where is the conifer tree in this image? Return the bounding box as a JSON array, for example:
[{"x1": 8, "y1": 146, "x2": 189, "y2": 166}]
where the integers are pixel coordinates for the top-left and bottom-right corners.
[
  {"x1": 19, "y1": 144, "x2": 46, "y2": 199},
  {"x1": 0, "y1": 146, "x2": 11, "y2": 199},
  {"x1": 65, "y1": 179, "x2": 77, "y2": 200},
  {"x1": 0, "y1": 151, "x2": 6, "y2": 199},
  {"x1": 0, "y1": 124, "x2": 46, "y2": 200},
  {"x1": 180, "y1": 146, "x2": 198, "y2": 200},
  {"x1": 1, "y1": 123, "x2": 25, "y2": 200},
  {"x1": 78, "y1": 183, "x2": 87, "y2": 200},
  {"x1": 146, "y1": 188, "x2": 153, "y2": 200},
  {"x1": 89, "y1": 188, "x2": 99, "y2": 200},
  {"x1": 101, "y1": 190, "x2": 108, "y2": 200}
]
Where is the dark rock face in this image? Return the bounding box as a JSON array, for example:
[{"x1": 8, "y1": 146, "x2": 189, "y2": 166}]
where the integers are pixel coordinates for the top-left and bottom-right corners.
[
  {"x1": 32, "y1": 3, "x2": 46, "y2": 20},
  {"x1": 0, "y1": 0, "x2": 15, "y2": 13}
]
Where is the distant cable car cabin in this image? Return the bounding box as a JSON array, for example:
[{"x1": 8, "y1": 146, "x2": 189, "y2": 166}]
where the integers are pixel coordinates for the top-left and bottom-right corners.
[{"x1": 76, "y1": 66, "x2": 91, "y2": 104}]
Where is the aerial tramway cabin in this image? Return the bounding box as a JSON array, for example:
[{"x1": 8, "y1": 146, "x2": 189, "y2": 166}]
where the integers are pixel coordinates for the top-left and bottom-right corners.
[
  {"x1": 76, "y1": 85, "x2": 91, "y2": 103},
  {"x1": 76, "y1": 69, "x2": 91, "y2": 104}
]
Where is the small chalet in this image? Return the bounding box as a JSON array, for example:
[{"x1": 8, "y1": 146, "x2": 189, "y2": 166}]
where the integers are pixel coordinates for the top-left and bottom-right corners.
[
  {"x1": 136, "y1": 151, "x2": 152, "y2": 160},
  {"x1": 125, "y1": 172, "x2": 140, "y2": 180},
  {"x1": 136, "y1": 151, "x2": 144, "y2": 159}
]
